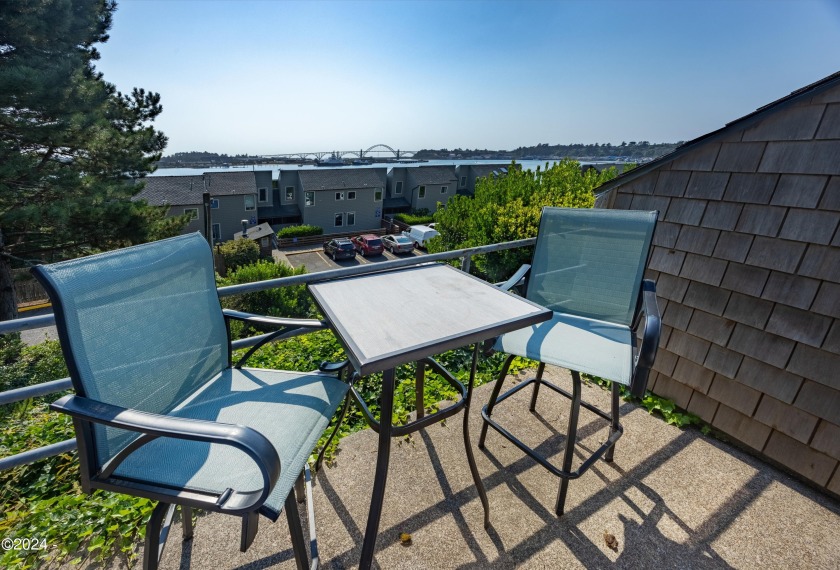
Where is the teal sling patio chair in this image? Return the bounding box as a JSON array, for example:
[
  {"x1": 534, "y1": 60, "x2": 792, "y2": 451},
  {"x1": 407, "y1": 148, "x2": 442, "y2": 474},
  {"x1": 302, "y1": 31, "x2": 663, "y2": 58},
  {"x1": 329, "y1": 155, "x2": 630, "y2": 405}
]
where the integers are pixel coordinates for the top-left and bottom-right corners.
[
  {"x1": 33, "y1": 233, "x2": 350, "y2": 570},
  {"x1": 479, "y1": 207, "x2": 661, "y2": 516}
]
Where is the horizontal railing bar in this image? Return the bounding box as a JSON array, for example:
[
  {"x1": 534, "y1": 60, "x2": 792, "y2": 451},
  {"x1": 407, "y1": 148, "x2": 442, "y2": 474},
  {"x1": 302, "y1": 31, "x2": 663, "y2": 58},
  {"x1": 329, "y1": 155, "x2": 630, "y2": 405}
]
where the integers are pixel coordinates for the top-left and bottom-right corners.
[
  {"x1": 0, "y1": 239, "x2": 535, "y2": 334},
  {"x1": 0, "y1": 378, "x2": 73, "y2": 406},
  {"x1": 0, "y1": 439, "x2": 77, "y2": 472}
]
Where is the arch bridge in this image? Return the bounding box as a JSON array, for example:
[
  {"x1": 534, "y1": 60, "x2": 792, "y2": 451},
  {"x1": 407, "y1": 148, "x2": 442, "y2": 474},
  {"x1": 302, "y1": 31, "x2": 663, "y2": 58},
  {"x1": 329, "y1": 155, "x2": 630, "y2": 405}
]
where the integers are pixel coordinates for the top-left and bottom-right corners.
[{"x1": 261, "y1": 144, "x2": 417, "y2": 161}]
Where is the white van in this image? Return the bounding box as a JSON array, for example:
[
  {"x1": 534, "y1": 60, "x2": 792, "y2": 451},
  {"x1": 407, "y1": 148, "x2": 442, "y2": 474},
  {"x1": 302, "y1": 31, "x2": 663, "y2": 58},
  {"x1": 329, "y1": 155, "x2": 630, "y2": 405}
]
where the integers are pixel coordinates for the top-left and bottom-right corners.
[{"x1": 402, "y1": 224, "x2": 440, "y2": 249}]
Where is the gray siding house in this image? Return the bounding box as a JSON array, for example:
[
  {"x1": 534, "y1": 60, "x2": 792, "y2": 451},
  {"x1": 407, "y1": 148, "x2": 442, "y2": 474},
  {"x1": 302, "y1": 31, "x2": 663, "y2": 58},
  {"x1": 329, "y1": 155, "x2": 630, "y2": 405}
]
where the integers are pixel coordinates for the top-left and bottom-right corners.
[
  {"x1": 455, "y1": 163, "x2": 509, "y2": 196},
  {"x1": 596, "y1": 71, "x2": 840, "y2": 495},
  {"x1": 388, "y1": 165, "x2": 458, "y2": 211},
  {"x1": 134, "y1": 171, "x2": 264, "y2": 243},
  {"x1": 291, "y1": 168, "x2": 387, "y2": 234}
]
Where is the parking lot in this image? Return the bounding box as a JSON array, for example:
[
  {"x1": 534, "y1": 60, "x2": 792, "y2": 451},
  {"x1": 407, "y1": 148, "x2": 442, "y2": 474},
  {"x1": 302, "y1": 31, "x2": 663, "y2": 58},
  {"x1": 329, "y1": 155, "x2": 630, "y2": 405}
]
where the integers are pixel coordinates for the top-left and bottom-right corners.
[{"x1": 284, "y1": 247, "x2": 425, "y2": 273}]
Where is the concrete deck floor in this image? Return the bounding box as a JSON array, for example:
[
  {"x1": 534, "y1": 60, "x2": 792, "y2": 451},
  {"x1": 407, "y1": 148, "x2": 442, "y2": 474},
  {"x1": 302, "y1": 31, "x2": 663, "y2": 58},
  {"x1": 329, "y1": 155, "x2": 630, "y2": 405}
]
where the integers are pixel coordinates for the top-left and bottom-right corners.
[{"x1": 91, "y1": 367, "x2": 840, "y2": 569}]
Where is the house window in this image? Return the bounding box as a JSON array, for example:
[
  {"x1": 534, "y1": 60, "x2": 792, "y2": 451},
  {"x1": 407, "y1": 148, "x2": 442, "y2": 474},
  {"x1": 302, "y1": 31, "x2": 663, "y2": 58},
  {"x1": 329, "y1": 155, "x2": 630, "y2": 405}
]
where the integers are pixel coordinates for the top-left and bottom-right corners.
[
  {"x1": 305, "y1": 191, "x2": 315, "y2": 207},
  {"x1": 348, "y1": 191, "x2": 356, "y2": 200},
  {"x1": 210, "y1": 198, "x2": 219, "y2": 209},
  {"x1": 395, "y1": 181, "x2": 403, "y2": 195},
  {"x1": 258, "y1": 188, "x2": 268, "y2": 202},
  {"x1": 334, "y1": 213, "x2": 344, "y2": 227},
  {"x1": 374, "y1": 189, "x2": 382, "y2": 201},
  {"x1": 419, "y1": 186, "x2": 426, "y2": 199},
  {"x1": 244, "y1": 195, "x2": 256, "y2": 211},
  {"x1": 211, "y1": 223, "x2": 221, "y2": 242},
  {"x1": 460, "y1": 176, "x2": 466, "y2": 187},
  {"x1": 286, "y1": 186, "x2": 295, "y2": 201},
  {"x1": 441, "y1": 186, "x2": 448, "y2": 194},
  {"x1": 336, "y1": 191, "x2": 344, "y2": 201},
  {"x1": 347, "y1": 212, "x2": 355, "y2": 226},
  {"x1": 184, "y1": 208, "x2": 198, "y2": 220}
]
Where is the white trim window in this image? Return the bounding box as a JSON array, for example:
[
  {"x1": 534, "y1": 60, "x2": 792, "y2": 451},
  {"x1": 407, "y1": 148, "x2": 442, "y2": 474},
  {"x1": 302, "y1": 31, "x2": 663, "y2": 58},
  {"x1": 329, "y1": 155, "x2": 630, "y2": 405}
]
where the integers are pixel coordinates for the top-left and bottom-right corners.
[
  {"x1": 395, "y1": 181, "x2": 403, "y2": 195},
  {"x1": 335, "y1": 191, "x2": 344, "y2": 201},
  {"x1": 347, "y1": 212, "x2": 355, "y2": 226},
  {"x1": 184, "y1": 207, "x2": 199, "y2": 220},
  {"x1": 285, "y1": 186, "x2": 295, "y2": 201},
  {"x1": 258, "y1": 188, "x2": 268, "y2": 202},
  {"x1": 334, "y1": 213, "x2": 344, "y2": 227},
  {"x1": 210, "y1": 198, "x2": 219, "y2": 209},
  {"x1": 441, "y1": 185, "x2": 448, "y2": 194},
  {"x1": 211, "y1": 223, "x2": 221, "y2": 242},
  {"x1": 374, "y1": 189, "x2": 382, "y2": 201},
  {"x1": 418, "y1": 186, "x2": 426, "y2": 199},
  {"x1": 305, "y1": 191, "x2": 315, "y2": 207},
  {"x1": 348, "y1": 191, "x2": 356, "y2": 200},
  {"x1": 244, "y1": 195, "x2": 256, "y2": 211}
]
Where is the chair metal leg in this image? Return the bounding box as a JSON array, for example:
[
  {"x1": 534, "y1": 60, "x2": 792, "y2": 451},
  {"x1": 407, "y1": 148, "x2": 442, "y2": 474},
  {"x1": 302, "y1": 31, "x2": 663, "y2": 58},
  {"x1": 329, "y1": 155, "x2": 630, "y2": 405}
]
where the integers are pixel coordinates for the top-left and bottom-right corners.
[
  {"x1": 478, "y1": 353, "x2": 516, "y2": 449},
  {"x1": 605, "y1": 382, "x2": 620, "y2": 463},
  {"x1": 463, "y1": 344, "x2": 490, "y2": 528},
  {"x1": 359, "y1": 367, "x2": 395, "y2": 570},
  {"x1": 240, "y1": 511, "x2": 259, "y2": 552},
  {"x1": 415, "y1": 361, "x2": 425, "y2": 420},
  {"x1": 286, "y1": 492, "x2": 309, "y2": 570},
  {"x1": 529, "y1": 362, "x2": 546, "y2": 412},
  {"x1": 315, "y1": 394, "x2": 352, "y2": 472},
  {"x1": 555, "y1": 371, "x2": 582, "y2": 517},
  {"x1": 182, "y1": 505, "x2": 193, "y2": 540},
  {"x1": 296, "y1": 470, "x2": 306, "y2": 504},
  {"x1": 143, "y1": 502, "x2": 174, "y2": 570}
]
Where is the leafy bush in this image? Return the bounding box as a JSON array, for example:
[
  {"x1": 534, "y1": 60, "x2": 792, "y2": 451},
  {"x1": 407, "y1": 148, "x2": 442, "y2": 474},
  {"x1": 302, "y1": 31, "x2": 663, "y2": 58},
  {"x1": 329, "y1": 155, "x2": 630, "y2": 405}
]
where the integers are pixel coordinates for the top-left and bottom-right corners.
[
  {"x1": 217, "y1": 238, "x2": 260, "y2": 271},
  {"x1": 276, "y1": 224, "x2": 323, "y2": 239},
  {"x1": 217, "y1": 260, "x2": 317, "y2": 339},
  {"x1": 394, "y1": 209, "x2": 433, "y2": 225},
  {"x1": 429, "y1": 159, "x2": 617, "y2": 282}
]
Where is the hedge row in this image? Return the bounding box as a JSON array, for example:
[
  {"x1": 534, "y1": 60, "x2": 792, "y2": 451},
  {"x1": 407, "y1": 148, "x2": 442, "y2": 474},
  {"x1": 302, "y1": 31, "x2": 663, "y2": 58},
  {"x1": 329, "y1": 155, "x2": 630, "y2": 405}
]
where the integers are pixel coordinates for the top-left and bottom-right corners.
[{"x1": 276, "y1": 224, "x2": 323, "y2": 238}]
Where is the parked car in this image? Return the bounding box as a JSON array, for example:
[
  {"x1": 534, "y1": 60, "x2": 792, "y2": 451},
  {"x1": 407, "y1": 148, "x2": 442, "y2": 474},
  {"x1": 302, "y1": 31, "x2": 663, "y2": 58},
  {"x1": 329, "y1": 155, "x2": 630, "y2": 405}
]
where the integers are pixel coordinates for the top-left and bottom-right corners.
[
  {"x1": 402, "y1": 224, "x2": 440, "y2": 249},
  {"x1": 323, "y1": 238, "x2": 357, "y2": 260},
  {"x1": 381, "y1": 234, "x2": 415, "y2": 254},
  {"x1": 351, "y1": 234, "x2": 384, "y2": 257}
]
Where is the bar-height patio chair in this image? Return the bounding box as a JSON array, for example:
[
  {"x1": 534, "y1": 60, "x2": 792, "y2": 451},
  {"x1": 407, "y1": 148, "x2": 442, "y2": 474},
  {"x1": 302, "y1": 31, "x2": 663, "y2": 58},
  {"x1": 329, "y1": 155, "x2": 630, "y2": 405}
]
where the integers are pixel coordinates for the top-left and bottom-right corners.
[
  {"x1": 479, "y1": 207, "x2": 660, "y2": 516},
  {"x1": 33, "y1": 233, "x2": 349, "y2": 570}
]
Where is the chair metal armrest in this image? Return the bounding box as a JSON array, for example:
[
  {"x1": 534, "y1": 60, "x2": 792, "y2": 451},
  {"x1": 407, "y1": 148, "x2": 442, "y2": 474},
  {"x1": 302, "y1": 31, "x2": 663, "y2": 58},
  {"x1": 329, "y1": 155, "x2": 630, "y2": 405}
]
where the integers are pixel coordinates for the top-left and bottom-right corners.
[
  {"x1": 51, "y1": 394, "x2": 281, "y2": 514},
  {"x1": 630, "y1": 279, "x2": 661, "y2": 398},
  {"x1": 223, "y1": 309, "x2": 327, "y2": 329},
  {"x1": 497, "y1": 264, "x2": 531, "y2": 292}
]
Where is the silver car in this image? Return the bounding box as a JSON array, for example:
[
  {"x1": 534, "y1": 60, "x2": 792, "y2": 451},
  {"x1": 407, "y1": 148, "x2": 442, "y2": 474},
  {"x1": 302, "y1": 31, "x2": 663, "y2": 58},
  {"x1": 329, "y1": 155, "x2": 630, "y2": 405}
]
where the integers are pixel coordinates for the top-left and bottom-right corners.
[{"x1": 381, "y1": 234, "x2": 415, "y2": 254}]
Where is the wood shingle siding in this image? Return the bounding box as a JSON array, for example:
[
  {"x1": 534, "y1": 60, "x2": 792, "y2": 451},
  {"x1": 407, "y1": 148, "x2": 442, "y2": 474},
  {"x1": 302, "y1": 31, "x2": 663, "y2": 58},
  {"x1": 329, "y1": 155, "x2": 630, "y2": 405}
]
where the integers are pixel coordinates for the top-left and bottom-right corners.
[{"x1": 597, "y1": 71, "x2": 840, "y2": 493}]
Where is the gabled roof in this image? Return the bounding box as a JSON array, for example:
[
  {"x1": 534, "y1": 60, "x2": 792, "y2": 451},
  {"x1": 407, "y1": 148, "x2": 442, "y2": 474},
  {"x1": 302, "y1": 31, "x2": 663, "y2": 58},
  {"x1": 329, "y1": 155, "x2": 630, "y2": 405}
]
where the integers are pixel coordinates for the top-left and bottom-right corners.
[
  {"x1": 595, "y1": 70, "x2": 840, "y2": 197},
  {"x1": 469, "y1": 164, "x2": 509, "y2": 179},
  {"x1": 134, "y1": 171, "x2": 258, "y2": 206},
  {"x1": 407, "y1": 165, "x2": 458, "y2": 186},
  {"x1": 298, "y1": 168, "x2": 386, "y2": 191}
]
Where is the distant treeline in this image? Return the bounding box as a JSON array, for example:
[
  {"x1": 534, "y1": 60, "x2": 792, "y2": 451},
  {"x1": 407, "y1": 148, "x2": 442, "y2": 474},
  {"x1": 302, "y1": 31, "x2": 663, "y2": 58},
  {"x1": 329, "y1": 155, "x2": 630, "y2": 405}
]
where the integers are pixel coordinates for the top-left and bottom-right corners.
[
  {"x1": 157, "y1": 151, "x2": 277, "y2": 167},
  {"x1": 415, "y1": 141, "x2": 681, "y2": 160}
]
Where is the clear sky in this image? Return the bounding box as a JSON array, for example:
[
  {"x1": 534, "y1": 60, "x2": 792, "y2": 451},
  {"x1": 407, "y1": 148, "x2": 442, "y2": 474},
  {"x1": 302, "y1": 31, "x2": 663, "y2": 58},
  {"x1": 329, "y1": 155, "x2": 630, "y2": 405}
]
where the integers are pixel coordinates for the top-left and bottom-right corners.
[{"x1": 95, "y1": 0, "x2": 840, "y2": 156}]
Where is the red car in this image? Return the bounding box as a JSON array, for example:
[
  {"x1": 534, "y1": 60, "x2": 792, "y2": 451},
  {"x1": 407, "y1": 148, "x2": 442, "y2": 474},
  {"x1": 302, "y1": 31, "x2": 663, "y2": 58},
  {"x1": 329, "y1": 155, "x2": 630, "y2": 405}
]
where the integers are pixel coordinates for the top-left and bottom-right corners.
[{"x1": 351, "y1": 234, "x2": 384, "y2": 257}]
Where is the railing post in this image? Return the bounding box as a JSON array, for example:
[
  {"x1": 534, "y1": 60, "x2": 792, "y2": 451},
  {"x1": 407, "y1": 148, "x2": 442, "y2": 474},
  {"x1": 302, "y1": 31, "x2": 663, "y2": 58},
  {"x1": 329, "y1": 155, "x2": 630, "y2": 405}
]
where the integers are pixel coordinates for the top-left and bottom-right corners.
[{"x1": 461, "y1": 254, "x2": 471, "y2": 274}]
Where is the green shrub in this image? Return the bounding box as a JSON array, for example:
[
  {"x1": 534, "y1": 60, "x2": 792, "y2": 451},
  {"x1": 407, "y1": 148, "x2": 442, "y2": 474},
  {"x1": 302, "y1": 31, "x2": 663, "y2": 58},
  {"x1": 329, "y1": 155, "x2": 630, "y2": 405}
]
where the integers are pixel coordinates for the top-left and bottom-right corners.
[
  {"x1": 394, "y1": 209, "x2": 434, "y2": 225},
  {"x1": 217, "y1": 238, "x2": 260, "y2": 271},
  {"x1": 276, "y1": 224, "x2": 323, "y2": 239}
]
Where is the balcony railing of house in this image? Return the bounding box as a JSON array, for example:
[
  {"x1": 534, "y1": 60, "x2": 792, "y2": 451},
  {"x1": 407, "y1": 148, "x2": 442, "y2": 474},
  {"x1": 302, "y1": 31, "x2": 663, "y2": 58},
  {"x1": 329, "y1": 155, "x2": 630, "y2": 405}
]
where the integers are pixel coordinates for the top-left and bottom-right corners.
[{"x1": 0, "y1": 237, "x2": 536, "y2": 472}]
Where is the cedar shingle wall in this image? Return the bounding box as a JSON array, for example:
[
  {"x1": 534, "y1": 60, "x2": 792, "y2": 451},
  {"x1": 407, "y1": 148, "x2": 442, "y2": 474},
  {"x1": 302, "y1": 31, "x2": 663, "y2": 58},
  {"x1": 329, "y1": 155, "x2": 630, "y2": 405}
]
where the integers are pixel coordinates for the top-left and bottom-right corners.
[{"x1": 608, "y1": 84, "x2": 840, "y2": 494}]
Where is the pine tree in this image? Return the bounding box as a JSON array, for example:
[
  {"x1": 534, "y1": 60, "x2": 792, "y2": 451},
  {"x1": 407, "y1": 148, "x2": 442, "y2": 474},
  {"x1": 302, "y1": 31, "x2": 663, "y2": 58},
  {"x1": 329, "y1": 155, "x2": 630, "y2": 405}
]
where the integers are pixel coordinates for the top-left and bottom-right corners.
[{"x1": 0, "y1": 0, "x2": 170, "y2": 321}]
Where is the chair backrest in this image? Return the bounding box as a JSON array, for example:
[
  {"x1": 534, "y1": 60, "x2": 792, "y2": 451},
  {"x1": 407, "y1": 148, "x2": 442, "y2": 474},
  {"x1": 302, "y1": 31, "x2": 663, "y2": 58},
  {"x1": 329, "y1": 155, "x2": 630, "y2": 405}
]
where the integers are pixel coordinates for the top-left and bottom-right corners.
[
  {"x1": 526, "y1": 207, "x2": 657, "y2": 326},
  {"x1": 32, "y1": 233, "x2": 229, "y2": 466}
]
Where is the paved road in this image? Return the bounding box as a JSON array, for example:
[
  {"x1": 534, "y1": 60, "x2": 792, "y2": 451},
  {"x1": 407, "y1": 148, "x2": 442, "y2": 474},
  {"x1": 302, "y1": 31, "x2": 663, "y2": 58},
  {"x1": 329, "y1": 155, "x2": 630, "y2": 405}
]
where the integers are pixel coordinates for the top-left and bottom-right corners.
[
  {"x1": 286, "y1": 247, "x2": 424, "y2": 272},
  {"x1": 17, "y1": 306, "x2": 58, "y2": 346}
]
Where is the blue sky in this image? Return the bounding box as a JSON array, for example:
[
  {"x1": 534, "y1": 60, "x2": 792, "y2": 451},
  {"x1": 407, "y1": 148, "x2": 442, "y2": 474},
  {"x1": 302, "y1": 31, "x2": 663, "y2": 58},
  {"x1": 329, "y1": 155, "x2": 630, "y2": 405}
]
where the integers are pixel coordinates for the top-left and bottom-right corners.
[{"x1": 96, "y1": 0, "x2": 840, "y2": 155}]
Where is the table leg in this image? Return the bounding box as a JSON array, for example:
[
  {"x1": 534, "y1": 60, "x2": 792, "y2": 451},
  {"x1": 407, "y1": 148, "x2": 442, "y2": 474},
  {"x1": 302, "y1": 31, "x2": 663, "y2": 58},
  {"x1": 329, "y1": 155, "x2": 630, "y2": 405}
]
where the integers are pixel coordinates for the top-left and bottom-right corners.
[
  {"x1": 359, "y1": 367, "x2": 395, "y2": 569},
  {"x1": 415, "y1": 361, "x2": 425, "y2": 420},
  {"x1": 463, "y1": 343, "x2": 490, "y2": 528}
]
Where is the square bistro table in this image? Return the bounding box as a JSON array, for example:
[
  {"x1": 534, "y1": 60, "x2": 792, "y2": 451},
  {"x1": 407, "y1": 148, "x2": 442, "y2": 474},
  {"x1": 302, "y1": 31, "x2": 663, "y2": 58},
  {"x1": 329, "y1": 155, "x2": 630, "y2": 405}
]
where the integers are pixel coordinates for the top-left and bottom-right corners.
[{"x1": 308, "y1": 263, "x2": 551, "y2": 569}]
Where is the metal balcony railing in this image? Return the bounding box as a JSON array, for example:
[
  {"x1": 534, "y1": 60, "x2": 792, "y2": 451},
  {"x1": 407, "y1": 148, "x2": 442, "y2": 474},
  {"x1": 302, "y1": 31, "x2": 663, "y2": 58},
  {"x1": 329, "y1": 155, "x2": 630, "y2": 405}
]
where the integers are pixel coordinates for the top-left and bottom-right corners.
[{"x1": 0, "y1": 238, "x2": 535, "y2": 471}]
